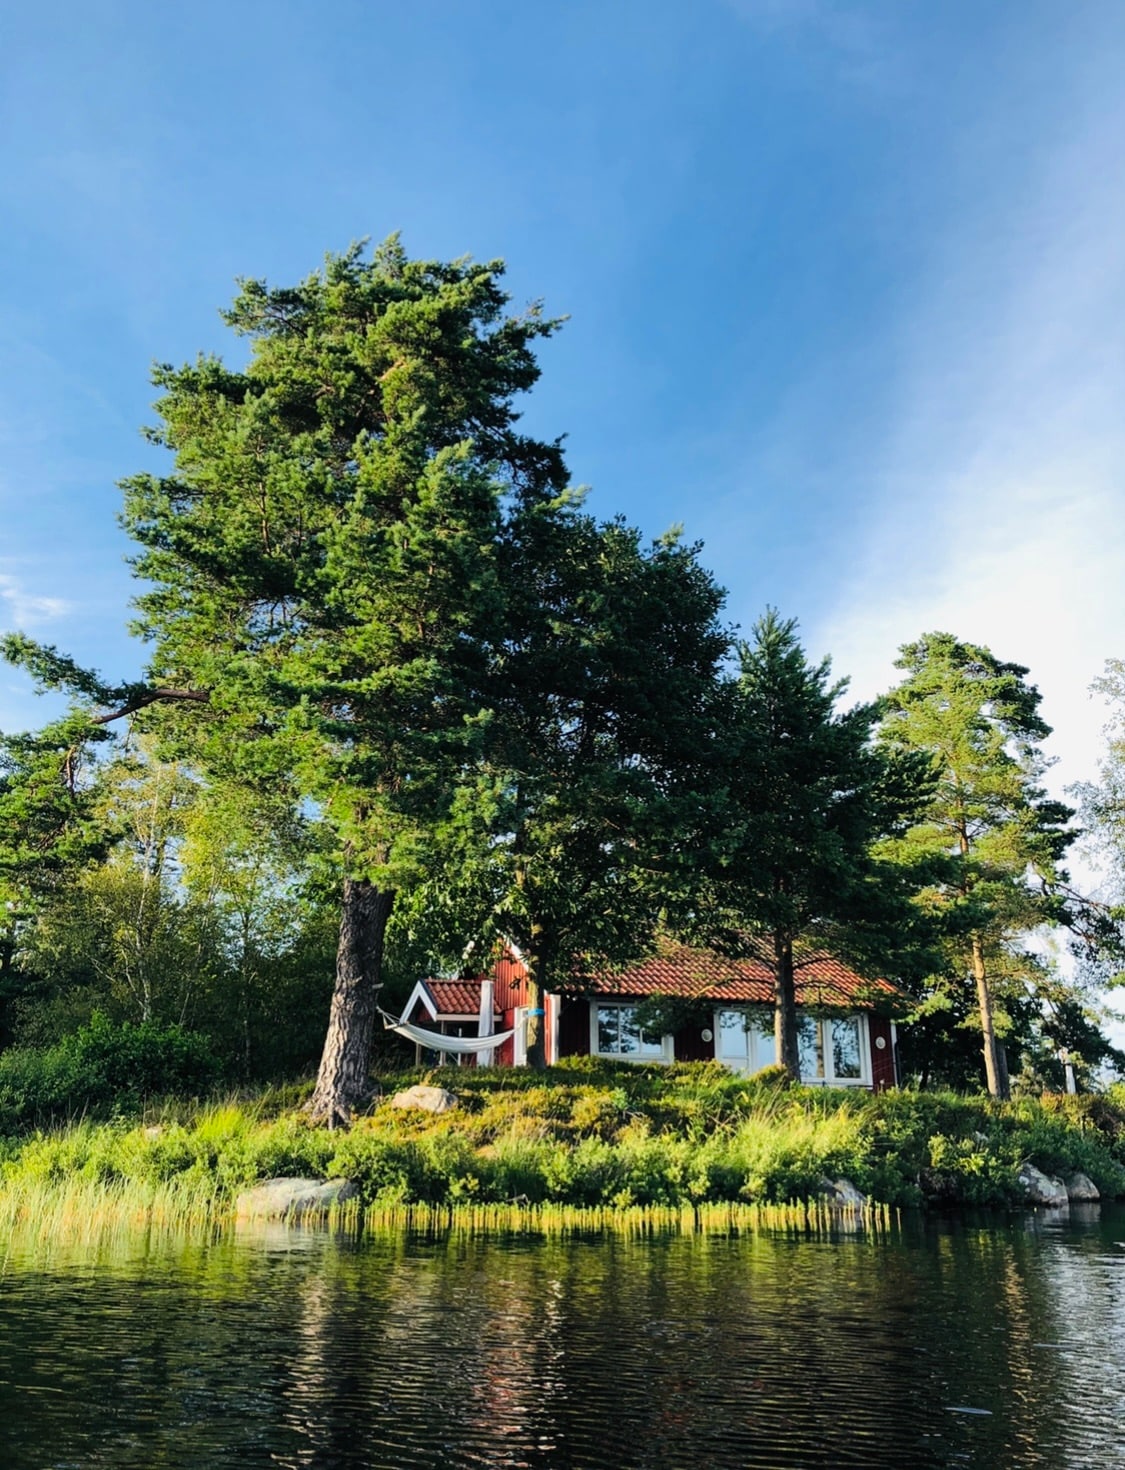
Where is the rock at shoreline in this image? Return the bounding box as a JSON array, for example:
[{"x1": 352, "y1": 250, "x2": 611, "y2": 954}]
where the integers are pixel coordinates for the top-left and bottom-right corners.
[
  {"x1": 234, "y1": 1177, "x2": 359, "y2": 1220},
  {"x1": 1017, "y1": 1163, "x2": 1069, "y2": 1207},
  {"x1": 820, "y1": 1177, "x2": 866, "y2": 1207},
  {"x1": 390, "y1": 1085, "x2": 458, "y2": 1114},
  {"x1": 1064, "y1": 1172, "x2": 1100, "y2": 1202}
]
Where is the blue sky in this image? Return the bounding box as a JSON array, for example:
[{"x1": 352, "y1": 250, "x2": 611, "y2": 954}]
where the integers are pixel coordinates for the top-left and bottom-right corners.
[{"x1": 4, "y1": 0, "x2": 1125, "y2": 805}]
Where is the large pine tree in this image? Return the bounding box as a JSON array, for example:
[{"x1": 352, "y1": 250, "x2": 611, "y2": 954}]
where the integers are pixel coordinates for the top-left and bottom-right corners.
[
  {"x1": 878, "y1": 633, "x2": 1075, "y2": 1099},
  {"x1": 5, "y1": 240, "x2": 573, "y2": 1122}
]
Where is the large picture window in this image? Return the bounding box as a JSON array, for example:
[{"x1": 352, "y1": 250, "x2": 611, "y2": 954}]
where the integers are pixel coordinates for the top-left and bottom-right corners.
[
  {"x1": 718, "y1": 1009, "x2": 869, "y2": 1086},
  {"x1": 593, "y1": 1004, "x2": 669, "y2": 1061}
]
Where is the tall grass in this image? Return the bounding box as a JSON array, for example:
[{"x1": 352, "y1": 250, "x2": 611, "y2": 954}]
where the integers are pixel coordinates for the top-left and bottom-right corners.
[
  {"x1": 2, "y1": 1065, "x2": 1123, "y2": 1238},
  {"x1": 0, "y1": 1175, "x2": 896, "y2": 1253}
]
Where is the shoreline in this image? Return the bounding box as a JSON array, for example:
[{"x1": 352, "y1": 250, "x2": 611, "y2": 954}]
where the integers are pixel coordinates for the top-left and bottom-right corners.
[{"x1": 3, "y1": 1063, "x2": 1124, "y2": 1229}]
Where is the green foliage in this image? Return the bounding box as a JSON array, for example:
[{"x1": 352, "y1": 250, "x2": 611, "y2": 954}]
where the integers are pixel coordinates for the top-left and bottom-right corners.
[
  {"x1": 5, "y1": 742, "x2": 339, "y2": 1081},
  {"x1": 119, "y1": 239, "x2": 568, "y2": 889},
  {"x1": 0, "y1": 1012, "x2": 218, "y2": 1129},
  {"x1": 0, "y1": 715, "x2": 120, "y2": 1047},
  {"x1": 4, "y1": 1068, "x2": 1123, "y2": 1211}
]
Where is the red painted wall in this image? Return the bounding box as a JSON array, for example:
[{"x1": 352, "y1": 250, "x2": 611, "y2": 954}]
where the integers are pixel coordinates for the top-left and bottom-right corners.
[{"x1": 869, "y1": 1015, "x2": 897, "y2": 1091}]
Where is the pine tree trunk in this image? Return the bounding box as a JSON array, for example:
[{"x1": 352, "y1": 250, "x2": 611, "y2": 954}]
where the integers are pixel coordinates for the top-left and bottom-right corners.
[
  {"x1": 305, "y1": 877, "x2": 394, "y2": 1127},
  {"x1": 774, "y1": 933, "x2": 801, "y2": 1080},
  {"x1": 971, "y1": 933, "x2": 1009, "y2": 1100}
]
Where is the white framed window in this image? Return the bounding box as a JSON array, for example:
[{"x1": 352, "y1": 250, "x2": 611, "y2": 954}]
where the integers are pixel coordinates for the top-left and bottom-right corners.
[
  {"x1": 797, "y1": 1013, "x2": 870, "y2": 1086},
  {"x1": 590, "y1": 1002, "x2": 672, "y2": 1062},
  {"x1": 716, "y1": 1009, "x2": 870, "y2": 1086},
  {"x1": 716, "y1": 1008, "x2": 776, "y2": 1073}
]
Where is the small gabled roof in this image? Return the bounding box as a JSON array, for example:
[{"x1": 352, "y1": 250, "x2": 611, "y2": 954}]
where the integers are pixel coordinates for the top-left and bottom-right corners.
[
  {"x1": 587, "y1": 942, "x2": 899, "y2": 1010},
  {"x1": 406, "y1": 977, "x2": 502, "y2": 1020}
]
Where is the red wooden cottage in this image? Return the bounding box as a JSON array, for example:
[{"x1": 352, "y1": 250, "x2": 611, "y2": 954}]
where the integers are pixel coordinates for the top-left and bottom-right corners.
[{"x1": 400, "y1": 941, "x2": 900, "y2": 1090}]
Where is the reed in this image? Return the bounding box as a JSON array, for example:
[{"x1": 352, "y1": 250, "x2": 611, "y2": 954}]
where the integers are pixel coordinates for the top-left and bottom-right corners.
[
  {"x1": 0, "y1": 1172, "x2": 897, "y2": 1252},
  {"x1": 355, "y1": 1197, "x2": 899, "y2": 1238}
]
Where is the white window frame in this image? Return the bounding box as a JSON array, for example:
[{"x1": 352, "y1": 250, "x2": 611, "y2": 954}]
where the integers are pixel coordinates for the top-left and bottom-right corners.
[
  {"x1": 589, "y1": 1001, "x2": 673, "y2": 1063},
  {"x1": 714, "y1": 1007, "x2": 777, "y2": 1075},
  {"x1": 713, "y1": 1008, "x2": 872, "y2": 1086},
  {"x1": 798, "y1": 1012, "x2": 871, "y2": 1087}
]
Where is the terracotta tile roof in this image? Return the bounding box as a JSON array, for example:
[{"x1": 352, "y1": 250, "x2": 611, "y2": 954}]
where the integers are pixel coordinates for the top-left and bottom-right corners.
[
  {"x1": 422, "y1": 979, "x2": 494, "y2": 1016},
  {"x1": 585, "y1": 943, "x2": 898, "y2": 1010},
  {"x1": 417, "y1": 944, "x2": 898, "y2": 1015}
]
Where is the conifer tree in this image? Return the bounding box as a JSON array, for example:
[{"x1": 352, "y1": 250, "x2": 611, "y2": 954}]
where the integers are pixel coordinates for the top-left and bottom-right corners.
[
  {"x1": 693, "y1": 610, "x2": 929, "y2": 1080},
  {"x1": 878, "y1": 633, "x2": 1075, "y2": 1099},
  {"x1": 4, "y1": 240, "x2": 571, "y2": 1122},
  {"x1": 407, "y1": 514, "x2": 729, "y2": 1068}
]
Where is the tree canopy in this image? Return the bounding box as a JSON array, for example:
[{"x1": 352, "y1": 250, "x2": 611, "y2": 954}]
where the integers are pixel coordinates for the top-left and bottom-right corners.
[
  {"x1": 878, "y1": 633, "x2": 1076, "y2": 1098},
  {"x1": 689, "y1": 610, "x2": 932, "y2": 1079}
]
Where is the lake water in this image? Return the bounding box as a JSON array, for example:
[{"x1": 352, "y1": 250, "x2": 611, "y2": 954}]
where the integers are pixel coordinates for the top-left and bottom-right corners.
[{"x1": 1, "y1": 1205, "x2": 1123, "y2": 1469}]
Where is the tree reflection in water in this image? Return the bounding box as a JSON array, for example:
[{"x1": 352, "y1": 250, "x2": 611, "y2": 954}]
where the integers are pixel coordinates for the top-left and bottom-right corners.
[{"x1": 0, "y1": 1207, "x2": 1123, "y2": 1468}]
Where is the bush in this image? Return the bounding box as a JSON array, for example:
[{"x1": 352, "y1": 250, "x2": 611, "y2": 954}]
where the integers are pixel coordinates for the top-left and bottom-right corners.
[{"x1": 0, "y1": 1012, "x2": 218, "y2": 1131}]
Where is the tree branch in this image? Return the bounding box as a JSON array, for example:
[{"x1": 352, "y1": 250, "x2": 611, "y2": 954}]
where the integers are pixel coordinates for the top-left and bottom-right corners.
[{"x1": 90, "y1": 689, "x2": 211, "y2": 725}]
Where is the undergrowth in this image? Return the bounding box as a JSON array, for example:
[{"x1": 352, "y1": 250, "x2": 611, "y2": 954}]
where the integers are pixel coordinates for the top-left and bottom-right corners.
[{"x1": 2, "y1": 1058, "x2": 1123, "y2": 1218}]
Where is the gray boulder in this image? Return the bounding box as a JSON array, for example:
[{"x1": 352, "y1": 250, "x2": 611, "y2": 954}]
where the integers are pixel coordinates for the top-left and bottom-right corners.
[
  {"x1": 820, "y1": 1177, "x2": 866, "y2": 1207},
  {"x1": 234, "y1": 1177, "x2": 359, "y2": 1220},
  {"x1": 1017, "y1": 1162, "x2": 1069, "y2": 1207},
  {"x1": 1064, "y1": 1171, "x2": 1100, "y2": 1202},
  {"x1": 390, "y1": 1084, "x2": 458, "y2": 1114}
]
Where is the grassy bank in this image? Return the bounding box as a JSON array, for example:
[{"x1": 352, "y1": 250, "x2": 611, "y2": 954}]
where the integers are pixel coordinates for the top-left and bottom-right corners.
[{"x1": 2, "y1": 1060, "x2": 1124, "y2": 1232}]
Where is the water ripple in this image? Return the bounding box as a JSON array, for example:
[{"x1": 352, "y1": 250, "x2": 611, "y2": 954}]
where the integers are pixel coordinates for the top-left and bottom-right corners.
[{"x1": 1, "y1": 1206, "x2": 1123, "y2": 1469}]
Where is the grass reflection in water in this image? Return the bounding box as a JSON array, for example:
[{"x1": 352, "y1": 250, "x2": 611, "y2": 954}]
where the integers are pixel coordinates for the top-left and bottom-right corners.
[{"x1": 0, "y1": 1205, "x2": 1123, "y2": 1470}]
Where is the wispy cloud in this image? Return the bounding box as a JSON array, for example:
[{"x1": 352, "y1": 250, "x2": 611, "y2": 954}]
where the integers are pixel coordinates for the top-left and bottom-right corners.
[
  {"x1": 719, "y1": 0, "x2": 903, "y2": 91},
  {"x1": 812, "y1": 39, "x2": 1125, "y2": 795},
  {"x1": 0, "y1": 572, "x2": 71, "y2": 627}
]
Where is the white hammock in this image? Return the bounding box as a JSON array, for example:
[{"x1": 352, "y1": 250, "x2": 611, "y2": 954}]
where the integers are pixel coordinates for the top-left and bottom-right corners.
[{"x1": 379, "y1": 1008, "x2": 515, "y2": 1055}]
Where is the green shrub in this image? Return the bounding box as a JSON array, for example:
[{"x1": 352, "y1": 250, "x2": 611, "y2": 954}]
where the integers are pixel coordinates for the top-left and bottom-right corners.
[{"x1": 0, "y1": 1013, "x2": 218, "y2": 1131}]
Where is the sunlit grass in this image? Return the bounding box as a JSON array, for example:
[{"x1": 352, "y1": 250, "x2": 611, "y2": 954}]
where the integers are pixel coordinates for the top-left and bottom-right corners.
[
  {"x1": 2, "y1": 1065, "x2": 1123, "y2": 1231},
  {"x1": 0, "y1": 1173, "x2": 897, "y2": 1257}
]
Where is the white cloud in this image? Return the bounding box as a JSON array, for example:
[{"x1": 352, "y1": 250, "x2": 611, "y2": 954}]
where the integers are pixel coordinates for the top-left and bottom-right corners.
[
  {"x1": 811, "y1": 52, "x2": 1125, "y2": 801},
  {"x1": 0, "y1": 572, "x2": 71, "y2": 627}
]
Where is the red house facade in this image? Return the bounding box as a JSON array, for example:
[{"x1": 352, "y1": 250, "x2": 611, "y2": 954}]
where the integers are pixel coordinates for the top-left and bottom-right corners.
[{"x1": 403, "y1": 941, "x2": 900, "y2": 1091}]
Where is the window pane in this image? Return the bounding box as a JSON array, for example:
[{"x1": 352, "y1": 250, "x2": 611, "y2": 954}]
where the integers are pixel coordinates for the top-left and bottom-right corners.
[
  {"x1": 797, "y1": 1015, "x2": 824, "y2": 1080},
  {"x1": 752, "y1": 1022, "x2": 776, "y2": 1071},
  {"x1": 597, "y1": 1007, "x2": 619, "y2": 1054},
  {"x1": 830, "y1": 1017, "x2": 863, "y2": 1079},
  {"x1": 718, "y1": 1010, "x2": 748, "y2": 1061},
  {"x1": 618, "y1": 1007, "x2": 641, "y2": 1055},
  {"x1": 622, "y1": 1006, "x2": 664, "y2": 1057}
]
